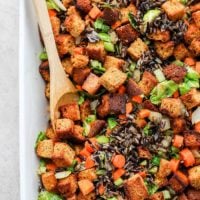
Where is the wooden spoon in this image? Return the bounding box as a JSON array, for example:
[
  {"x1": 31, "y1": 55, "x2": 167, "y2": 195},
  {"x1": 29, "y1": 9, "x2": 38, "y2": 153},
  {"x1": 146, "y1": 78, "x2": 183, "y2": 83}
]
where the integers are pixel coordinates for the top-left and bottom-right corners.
[{"x1": 33, "y1": 0, "x2": 79, "y2": 129}]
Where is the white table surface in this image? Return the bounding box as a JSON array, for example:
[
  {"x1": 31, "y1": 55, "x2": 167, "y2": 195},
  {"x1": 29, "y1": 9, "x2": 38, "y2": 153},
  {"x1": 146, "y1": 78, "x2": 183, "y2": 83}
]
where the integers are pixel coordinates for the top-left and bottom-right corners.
[{"x1": 0, "y1": 1, "x2": 19, "y2": 199}]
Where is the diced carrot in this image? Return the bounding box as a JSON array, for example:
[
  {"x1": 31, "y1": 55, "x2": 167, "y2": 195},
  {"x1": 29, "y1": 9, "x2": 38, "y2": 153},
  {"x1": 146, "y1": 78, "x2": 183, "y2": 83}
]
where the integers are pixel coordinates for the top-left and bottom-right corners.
[
  {"x1": 169, "y1": 159, "x2": 180, "y2": 172},
  {"x1": 98, "y1": 184, "x2": 105, "y2": 195},
  {"x1": 112, "y1": 154, "x2": 126, "y2": 168},
  {"x1": 73, "y1": 47, "x2": 84, "y2": 55},
  {"x1": 76, "y1": 85, "x2": 83, "y2": 91},
  {"x1": 132, "y1": 95, "x2": 143, "y2": 104},
  {"x1": 46, "y1": 163, "x2": 57, "y2": 172},
  {"x1": 78, "y1": 179, "x2": 95, "y2": 196},
  {"x1": 135, "y1": 118, "x2": 147, "y2": 128},
  {"x1": 85, "y1": 156, "x2": 96, "y2": 169},
  {"x1": 138, "y1": 109, "x2": 150, "y2": 119},
  {"x1": 126, "y1": 102, "x2": 133, "y2": 115},
  {"x1": 174, "y1": 170, "x2": 189, "y2": 186},
  {"x1": 194, "y1": 121, "x2": 200, "y2": 133},
  {"x1": 173, "y1": 135, "x2": 184, "y2": 148},
  {"x1": 112, "y1": 168, "x2": 126, "y2": 180},
  {"x1": 195, "y1": 62, "x2": 200, "y2": 73},
  {"x1": 89, "y1": 6, "x2": 101, "y2": 19},
  {"x1": 48, "y1": 9, "x2": 57, "y2": 17},
  {"x1": 79, "y1": 148, "x2": 91, "y2": 158},
  {"x1": 184, "y1": 57, "x2": 196, "y2": 66},
  {"x1": 85, "y1": 141, "x2": 94, "y2": 153},
  {"x1": 180, "y1": 148, "x2": 195, "y2": 167},
  {"x1": 138, "y1": 171, "x2": 147, "y2": 178},
  {"x1": 118, "y1": 85, "x2": 126, "y2": 94},
  {"x1": 112, "y1": 20, "x2": 122, "y2": 29},
  {"x1": 173, "y1": 90, "x2": 179, "y2": 98}
]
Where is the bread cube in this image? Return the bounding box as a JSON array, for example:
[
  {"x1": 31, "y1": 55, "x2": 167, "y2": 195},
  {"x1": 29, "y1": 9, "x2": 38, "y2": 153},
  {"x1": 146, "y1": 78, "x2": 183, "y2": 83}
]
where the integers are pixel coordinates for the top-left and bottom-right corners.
[
  {"x1": 80, "y1": 100, "x2": 92, "y2": 120},
  {"x1": 126, "y1": 79, "x2": 143, "y2": 98},
  {"x1": 187, "y1": 189, "x2": 200, "y2": 200},
  {"x1": 50, "y1": 16, "x2": 60, "y2": 36},
  {"x1": 172, "y1": 118, "x2": 186, "y2": 134},
  {"x1": 120, "y1": 3, "x2": 137, "y2": 24},
  {"x1": 46, "y1": 125, "x2": 57, "y2": 140},
  {"x1": 78, "y1": 179, "x2": 95, "y2": 196},
  {"x1": 71, "y1": 125, "x2": 85, "y2": 143},
  {"x1": 104, "y1": 56, "x2": 125, "y2": 70},
  {"x1": 101, "y1": 8, "x2": 119, "y2": 25},
  {"x1": 100, "y1": 67, "x2": 127, "y2": 92},
  {"x1": 184, "y1": 24, "x2": 200, "y2": 44},
  {"x1": 127, "y1": 38, "x2": 148, "y2": 60},
  {"x1": 77, "y1": 192, "x2": 96, "y2": 200},
  {"x1": 82, "y1": 73, "x2": 101, "y2": 95},
  {"x1": 157, "y1": 159, "x2": 171, "y2": 178},
  {"x1": 76, "y1": 0, "x2": 92, "y2": 13},
  {"x1": 190, "y1": 2, "x2": 200, "y2": 12},
  {"x1": 88, "y1": 120, "x2": 106, "y2": 137},
  {"x1": 148, "y1": 29, "x2": 170, "y2": 42},
  {"x1": 162, "y1": 0, "x2": 185, "y2": 21},
  {"x1": 72, "y1": 67, "x2": 91, "y2": 85},
  {"x1": 39, "y1": 61, "x2": 50, "y2": 82},
  {"x1": 71, "y1": 54, "x2": 89, "y2": 68},
  {"x1": 184, "y1": 131, "x2": 200, "y2": 147},
  {"x1": 155, "y1": 41, "x2": 174, "y2": 60},
  {"x1": 60, "y1": 103, "x2": 80, "y2": 121},
  {"x1": 45, "y1": 82, "x2": 50, "y2": 100},
  {"x1": 78, "y1": 168, "x2": 97, "y2": 181},
  {"x1": 62, "y1": 0, "x2": 72, "y2": 8},
  {"x1": 192, "y1": 11, "x2": 200, "y2": 28},
  {"x1": 173, "y1": 43, "x2": 189, "y2": 61},
  {"x1": 41, "y1": 171, "x2": 57, "y2": 191},
  {"x1": 188, "y1": 166, "x2": 200, "y2": 190},
  {"x1": 36, "y1": 139, "x2": 54, "y2": 159},
  {"x1": 61, "y1": 58, "x2": 74, "y2": 75},
  {"x1": 137, "y1": 146, "x2": 152, "y2": 159},
  {"x1": 189, "y1": 39, "x2": 200, "y2": 57}
]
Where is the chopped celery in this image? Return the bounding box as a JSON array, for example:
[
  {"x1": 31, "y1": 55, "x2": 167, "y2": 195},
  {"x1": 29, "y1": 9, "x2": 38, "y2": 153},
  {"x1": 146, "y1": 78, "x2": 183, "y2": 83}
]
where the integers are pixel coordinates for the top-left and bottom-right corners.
[
  {"x1": 46, "y1": 0, "x2": 60, "y2": 12},
  {"x1": 37, "y1": 160, "x2": 46, "y2": 175},
  {"x1": 151, "y1": 156, "x2": 160, "y2": 166},
  {"x1": 108, "y1": 117, "x2": 118, "y2": 129},
  {"x1": 98, "y1": 33, "x2": 111, "y2": 42},
  {"x1": 140, "y1": 160, "x2": 147, "y2": 166},
  {"x1": 94, "y1": 19, "x2": 110, "y2": 33},
  {"x1": 35, "y1": 132, "x2": 47, "y2": 148},
  {"x1": 55, "y1": 171, "x2": 71, "y2": 179},
  {"x1": 179, "y1": 82, "x2": 191, "y2": 95},
  {"x1": 39, "y1": 51, "x2": 48, "y2": 61},
  {"x1": 128, "y1": 13, "x2": 137, "y2": 29},
  {"x1": 162, "y1": 190, "x2": 171, "y2": 199},
  {"x1": 172, "y1": 60, "x2": 184, "y2": 67},
  {"x1": 143, "y1": 9, "x2": 161, "y2": 24},
  {"x1": 153, "y1": 69, "x2": 166, "y2": 82},
  {"x1": 90, "y1": 60, "x2": 106, "y2": 74},
  {"x1": 38, "y1": 191, "x2": 63, "y2": 200},
  {"x1": 114, "y1": 178, "x2": 124, "y2": 186},
  {"x1": 104, "y1": 42, "x2": 115, "y2": 52},
  {"x1": 78, "y1": 95, "x2": 85, "y2": 105},
  {"x1": 83, "y1": 115, "x2": 96, "y2": 136},
  {"x1": 107, "y1": 197, "x2": 117, "y2": 200},
  {"x1": 147, "y1": 183, "x2": 159, "y2": 195},
  {"x1": 149, "y1": 166, "x2": 158, "y2": 174},
  {"x1": 96, "y1": 169, "x2": 106, "y2": 175},
  {"x1": 143, "y1": 123, "x2": 152, "y2": 136},
  {"x1": 96, "y1": 135, "x2": 110, "y2": 144}
]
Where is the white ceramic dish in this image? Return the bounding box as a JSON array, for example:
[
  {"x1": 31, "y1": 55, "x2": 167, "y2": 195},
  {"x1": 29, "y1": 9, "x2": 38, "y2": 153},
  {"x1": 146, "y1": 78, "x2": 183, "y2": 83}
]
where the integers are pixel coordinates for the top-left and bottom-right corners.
[{"x1": 19, "y1": 0, "x2": 48, "y2": 199}]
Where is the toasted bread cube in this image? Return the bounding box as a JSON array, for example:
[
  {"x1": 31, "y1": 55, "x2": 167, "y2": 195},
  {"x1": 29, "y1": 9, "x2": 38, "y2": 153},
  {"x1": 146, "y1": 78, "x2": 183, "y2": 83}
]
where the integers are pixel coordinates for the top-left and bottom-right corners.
[
  {"x1": 184, "y1": 24, "x2": 200, "y2": 44},
  {"x1": 45, "y1": 82, "x2": 50, "y2": 100},
  {"x1": 187, "y1": 189, "x2": 200, "y2": 200},
  {"x1": 127, "y1": 38, "x2": 148, "y2": 60},
  {"x1": 71, "y1": 125, "x2": 85, "y2": 142},
  {"x1": 64, "y1": 14, "x2": 85, "y2": 38},
  {"x1": 121, "y1": 3, "x2": 137, "y2": 24},
  {"x1": 60, "y1": 103, "x2": 80, "y2": 121},
  {"x1": 88, "y1": 120, "x2": 106, "y2": 137},
  {"x1": 192, "y1": 11, "x2": 200, "y2": 28},
  {"x1": 61, "y1": 58, "x2": 74, "y2": 75},
  {"x1": 124, "y1": 174, "x2": 148, "y2": 200},
  {"x1": 102, "y1": 8, "x2": 119, "y2": 25},
  {"x1": 126, "y1": 79, "x2": 143, "y2": 98},
  {"x1": 57, "y1": 174, "x2": 78, "y2": 197},
  {"x1": 188, "y1": 166, "x2": 200, "y2": 190},
  {"x1": 160, "y1": 98, "x2": 185, "y2": 118},
  {"x1": 158, "y1": 159, "x2": 172, "y2": 178},
  {"x1": 116, "y1": 24, "x2": 138, "y2": 45},
  {"x1": 172, "y1": 118, "x2": 186, "y2": 134},
  {"x1": 78, "y1": 168, "x2": 97, "y2": 181},
  {"x1": 137, "y1": 146, "x2": 152, "y2": 159},
  {"x1": 50, "y1": 16, "x2": 60, "y2": 36},
  {"x1": 155, "y1": 41, "x2": 174, "y2": 60},
  {"x1": 100, "y1": 67, "x2": 127, "y2": 92},
  {"x1": 78, "y1": 179, "x2": 95, "y2": 196},
  {"x1": 56, "y1": 34, "x2": 75, "y2": 55},
  {"x1": 86, "y1": 42, "x2": 106, "y2": 62},
  {"x1": 184, "y1": 131, "x2": 200, "y2": 147},
  {"x1": 37, "y1": 139, "x2": 54, "y2": 159},
  {"x1": 62, "y1": 0, "x2": 72, "y2": 8},
  {"x1": 97, "y1": 94, "x2": 110, "y2": 118},
  {"x1": 149, "y1": 192, "x2": 164, "y2": 200},
  {"x1": 138, "y1": 71, "x2": 157, "y2": 96},
  {"x1": 46, "y1": 125, "x2": 57, "y2": 140},
  {"x1": 55, "y1": 118, "x2": 74, "y2": 139},
  {"x1": 80, "y1": 100, "x2": 92, "y2": 120},
  {"x1": 180, "y1": 89, "x2": 200, "y2": 109},
  {"x1": 76, "y1": 0, "x2": 92, "y2": 13},
  {"x1": 104, "y1": 56, "x2": 125, "y2": 70},
  {"x1": 52, "y1": 142, "x2": 75, "y2": 167},
  {"x1": 39, "y1": 61, "x2": 50, "y2": 82},
  {"x1": 82, "y1": 73, "x2": 101, "y2": 95},
  {"x1": 173, "y1": 43, "x2": 189, "y2": 61},
  {"x1": 41, "y1": 171, "x2": 57, "y2": 191},
  {"x1": 148, "y1": 29, "x2": 170, "y2": 42},
  {"x1": 77, "y1": 192, "x2": 96, "y2": 200},
  {"x1": 72, "y1": 67, "x2": 91, "y2": 85},
  {"x1": 71, "y1": 54, "x2": 89, "y2": 68},
  {"x1": 189, "y1": 39, "x2": 200, "y2": 57},
  {"x1": 162, "y1": 0, "x2": 185, "y2": 21},
  {"x1": 155, "y1": 174, "x2": 168, "y2": 188},
  {"x1": 190, "y1": 2, "x2": 200, "y2": 12}
]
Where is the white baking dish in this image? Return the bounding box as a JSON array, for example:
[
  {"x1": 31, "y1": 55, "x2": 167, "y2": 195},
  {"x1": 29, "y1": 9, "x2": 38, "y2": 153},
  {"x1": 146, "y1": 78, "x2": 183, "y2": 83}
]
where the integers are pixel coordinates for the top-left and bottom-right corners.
[{"x1": 19, "y1": 0, "x2": 48, "y2": 199}]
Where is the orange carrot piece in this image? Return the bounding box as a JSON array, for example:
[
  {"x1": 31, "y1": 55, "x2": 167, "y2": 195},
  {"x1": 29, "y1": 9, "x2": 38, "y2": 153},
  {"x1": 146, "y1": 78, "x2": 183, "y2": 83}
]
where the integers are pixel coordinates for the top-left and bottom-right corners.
[
  {"x1": 85, "y1": 156, "x2": 96, "y2": 169},
  {"x1": 180, "y1": 148, "x2": 195, "y2": 167},
  {"x1": 112, "y1": 20, "x2": 122, "y2": 29},
  {"x1": 126, "y1": 102, "x2": 133, "y2": 115},
  {"x1": 98, "y1": 184, "x2": 105, "y2": 195},
  {"x1": 46, "y1": 163, "x2": 57, "y2": 172},
  {"x1": 169, "y1": 159, "x2": 180, "y2": 172},
  {"x1": 194, "y1": 122, "x2": 200, "y2": 133},
  {"x1": 138, "y1": 109, "x2": 150, "y2": 119},
  {"x1": 184, "y1": 57, "x2": 196, "y2": 66},
  {"x1": 138, "y1": 171, "x2": 147, "y2": 178},
  {"x1": 118, "y1": 85, "x2": 126, "y2": 94},
  {"x1": 48, "y1": 9, "x2": 57, "y2": 17},
  {"x1": 173, "y1": 135, "x2": 184, "y2": 148},
  {"x1": 73, "y1": 47, "x2": 84, "y2": 55},
  {"x1": 89, "y1": 6, "x2": 101, "y2": 19},
  {"x1": 118, "y1": 114, "x2": 127, "y2": 120},
  {"x1": 112, "y1": 154, "x2": 126, "y2": 168},
  {"x1": 132, "y1": 95, "x2": 143, "y2": 103},
  {"x1": 173, "y1": 90, "x2": 179, "y2": 98},
  {"x1": 135, "y1": 118, "x2": 147, "y2": 128},
  {"x1": 76, "y1": 85, "x2": 83, "y2": 91},
  {"x1": 85, "y1": 141, "x2": 94, "y2": 153},
  {"x1": 79, "y1": 148, "x2": 91, "y2": 158},
  {"x1": 112, "y1": 168, "x2": 125, "y2": 180}
]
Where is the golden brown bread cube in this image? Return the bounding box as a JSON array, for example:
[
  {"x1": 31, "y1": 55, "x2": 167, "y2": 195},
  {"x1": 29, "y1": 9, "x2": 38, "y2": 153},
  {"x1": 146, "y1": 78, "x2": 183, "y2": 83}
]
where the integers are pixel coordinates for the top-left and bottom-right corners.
[
  {"x1": 50, "y1": 16, "x2": 60, "y2": 36},
  {"x1": 46, "y1": 125, "x2": 57, "y2": 140},
  {"x1": 52, "y1": 142, "x2": 75, "y2": 167},
  {"x1": 37, "y1": 139, "x2": 54, "y2": 159},
  {"x1": 126, "y1": 79, "x2": 143, "y2": 98},
  {"x1": 190, "y1": 2, "x2": 200, "y2": 12},
  {"x1": 39, "y1": 61, "x2": 50, "y2": 82},
  {"x1": 72, "y1": 67, "x2": 91, "y2": 85},
  {"x1": 157, "y1": 159, "x2": 172, "y2": 178},
  {"x1": 41, "y1": 171, "x2": 57, "y2": 191},
  {"x1": 78, "y1": 168, "x2": 97, "y2": 181},
  {"x1": 61, "y1": 58, "x2": 74, "y2": 75},
  {"x1": 77, "y1": 192, "x2": 96, "y2": 200},
  {"x1": 56, "y1": 34, "x2": 75, "y2": 55},
  {"x1": 101, "y1": 8, "x2": 119, "y2": 25},
  {"x1": 62, "y1": 0, "x2": 72, "y2": 8},
  {"x1": 192, "y1": 11, "x2": 200, "y2": 28},
  {"x1": 88, "y1": 120, "x2": 106, "y2": 137},
  {"x1": 180, "y1": 89, "x2": 200, "y2": 110},
  {"x1": 59, "y1": 103, "x2": 80, "y2": 121},
  {"x1": 57, "y1": 174, "x2": 78, "y2": 197},
  {"x1": 76, "y1": 0, "x2": 92, "y2": 13},
  {"x1": 71, "y1": 125, "x2": 85, "y2": 143},
  {"x1": 104, "y1": 56, "x2": 125, "y2": 70},
  {"x1": 97, "y1": 94, "x2": 110, "y2": 118},
  {"x1": 148, "y1": 29, "x2": 170, "y2": 42},
  {"x1": 71, "y1": 54, "x2": 89, "y2": 68},
  {"x1": 149, "y1": 192, "x2": 164, "y2": 200},
  {"x1": 64, "y1": 14, "x2": 85, "y2": 38},
  {"x1": 100, "y1": 67, "x2": 127, "y2": 92},
  {"x1": 55, "y1": 118, "x2": 74, "y2": 139},
  {"x1": 124, "y1": 174, "x2": 148, "y2": 200},
  {"x1": 184, "y1": 131, "x2": 200, "y2": 147},
  {"x1": 162, "y1": 0, "x2": 185, "y2": 21},
  {"x1": 120, "y1": 3, "x2": 137, "y2": 24},
  {"x1": 127, "y1": 38, "x2": 148, "y2": 60},
  {"x1": 188, "y1": 165, "x2": 200, "y2": 190},
  {"x1": 80, "y1": 100, "x2": 92, "y2": 120},
  {"x1": 78, "y1": 179, "x2": 95, "y2": 196},
  {"x1": 138, "y1": 71, "x2": 157, "y2": 96},
  {"x1": 172, "y1": 118, "x2": 186, "y2": 134},
  {"x1": 155, "y1": 41, "x2": 174, "y2": 60},
  {"x1": 189, "y1": 39, "x2": 200, "y2": 57},
  {"x1": 82, "y1": 73, "x2": 101, "y2": 95},
  {"x1": 45, "y1": 82, "x2": 50, "y2": 100},
  {"x1": 173, "y1": 43, "x2": 189, "y2": 61},
  {"x1": 184, "y1": 24, "x2": 200, "y2": 44},
  {"x1": 86, "y1": 42, "x2": 106, "y2": 62},
  {"x1": 154, "y1": 174, "x2": 168, "y2": 188},
  {"x1": 186, "y1": 189, "x2": 200, "y2": 200},
  {"x1": 160, "y1": 98, "x2": 185, "y2": 118}
]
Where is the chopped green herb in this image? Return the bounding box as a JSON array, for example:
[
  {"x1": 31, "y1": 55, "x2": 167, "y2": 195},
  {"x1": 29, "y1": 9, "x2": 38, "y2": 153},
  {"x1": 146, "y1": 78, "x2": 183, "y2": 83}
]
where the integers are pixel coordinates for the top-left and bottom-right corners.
[
  {"x1": 90, "y1": 60, "x2": 106, "y2": 74},
  {"x1": 46, "y1": 0, "x2": 60, "y2": 12},
  {"x1": 67, "y1": 160, "x2": 77, "y2": 172},
  {"x1": 114, "y1": 178, "x2": 124, "y2": 186},
  {"x1": 170, "y1": 146, "x2": 180, "y2": 159},
  {"x1": 151, "y1": 156, "x2": 160, "y2": 166},
  {"x1": 83, "y1": 115, "x2": 96, "y2": 136},
  {"x1": 85, "y1": 115, "x2": 96, "y2": 123},
  {"x1": 147, "y1": 183, "x2": 159, "y2": 195},
  {"x1": 104, "y1": 42, "x2": 115, "y2": 52},
  {"x1": 143, "y1": 123, "x2": 152, "y2": 136},
  {"x1": 107, "y1": 118, "x2": 118, "y2": 129},
  {"x1": 96, "y1": 135, "x2": 110, "y2": 144},
  {"x1": 94, "y1": 19, "x2": 110, "y2": 33},
  {"x1": 96, "y1": 169, "x2": 106, "y2": 175},
  {"x1": 35, "y1": 132, "x2": 47, "y2": 148},
  {"x1": 39, "y1": 51, "x2": 48, "y2": 61},
  {"x1": 180, "y1": 0, "x2": 188, "y2": 5}
]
